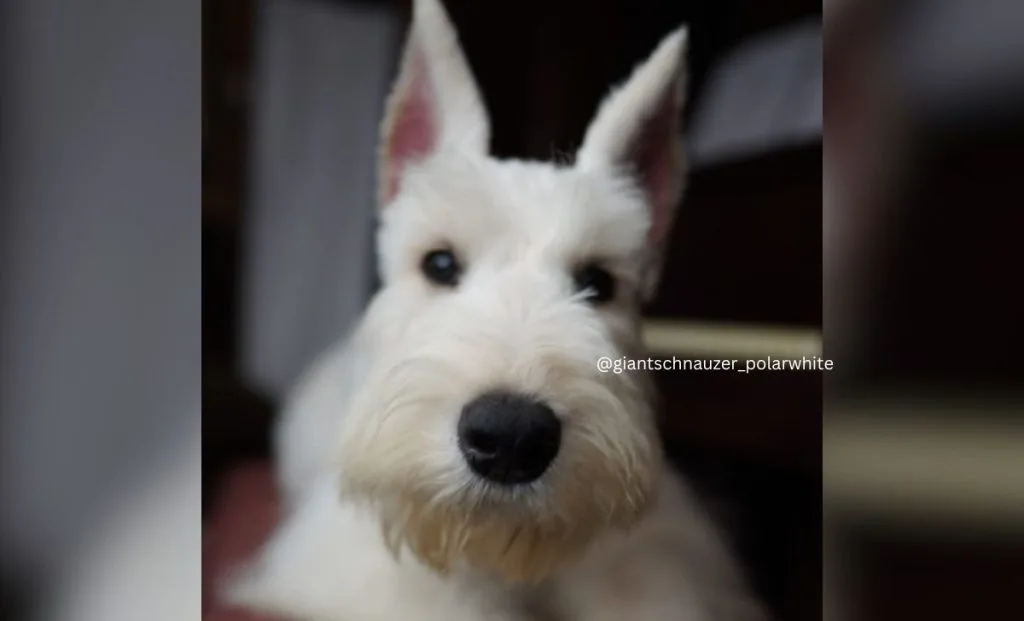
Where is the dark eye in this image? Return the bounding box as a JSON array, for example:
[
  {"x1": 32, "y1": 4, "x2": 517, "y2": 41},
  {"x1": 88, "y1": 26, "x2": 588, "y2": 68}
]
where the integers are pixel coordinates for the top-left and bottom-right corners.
[
  {"x1": 573, "y1": 263, "x2": 615, "y2": 304},
  {"x1": 421, "y1": 248, "x2": 461, "y2": 286}
]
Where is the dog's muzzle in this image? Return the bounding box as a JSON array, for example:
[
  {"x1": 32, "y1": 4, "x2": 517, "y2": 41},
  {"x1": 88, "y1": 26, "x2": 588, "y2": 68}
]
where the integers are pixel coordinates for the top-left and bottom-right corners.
[{"x1": 457, "y1": 390, "x2": 561, "y2": 485}]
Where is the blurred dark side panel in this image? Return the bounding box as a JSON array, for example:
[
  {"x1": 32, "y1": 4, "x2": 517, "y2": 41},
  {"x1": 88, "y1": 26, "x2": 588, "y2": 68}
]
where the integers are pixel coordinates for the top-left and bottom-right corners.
[
  {"x1": 824, "y1": 1, "x2": 1024, "y2": 619},
  {"x1": 857, "y1": 533, "x2": 1024, "y2": 621},
  {"x1": 862, "y1": 125, "x2": 1024, "y2": 387}
]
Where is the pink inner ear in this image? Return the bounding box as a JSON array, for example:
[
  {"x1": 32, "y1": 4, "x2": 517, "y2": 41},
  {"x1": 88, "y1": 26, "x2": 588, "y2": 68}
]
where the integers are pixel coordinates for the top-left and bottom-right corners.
[
  {"x1": 382, "y1": 49, "x2": 438, "y2": 205},
  {"x1": 633, "y1": 92, "x2": 679, "y2": 245}
]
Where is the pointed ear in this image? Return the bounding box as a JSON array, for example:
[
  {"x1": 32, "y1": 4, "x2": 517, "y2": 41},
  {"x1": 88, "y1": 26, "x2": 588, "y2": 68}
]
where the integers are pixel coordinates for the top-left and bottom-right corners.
[
  {"x1": 576, "y1": 27, "x2": 688, "y2": 299},
  {"x1": 378, "y1": 0, "x2": 490, "y2": 208}
]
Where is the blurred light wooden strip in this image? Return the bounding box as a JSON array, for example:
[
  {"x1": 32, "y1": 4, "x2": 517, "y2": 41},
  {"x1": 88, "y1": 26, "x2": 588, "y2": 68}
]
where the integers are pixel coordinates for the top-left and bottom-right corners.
[
  {"x1": 825, "y1": 414, "x2": 1024, "y2": 530},
  {"x1": 642, "y1": 319, "x2": 822, "y2": 358}
]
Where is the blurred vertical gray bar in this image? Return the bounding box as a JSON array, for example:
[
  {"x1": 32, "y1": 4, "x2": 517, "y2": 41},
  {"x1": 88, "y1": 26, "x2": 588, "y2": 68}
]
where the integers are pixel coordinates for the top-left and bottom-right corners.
[
  {"x1": 241, "y1": 0, "x2": 400, "y2": 400},
  {"x1": 0, "y1": 0, "x2": 200, "y2": 581}
]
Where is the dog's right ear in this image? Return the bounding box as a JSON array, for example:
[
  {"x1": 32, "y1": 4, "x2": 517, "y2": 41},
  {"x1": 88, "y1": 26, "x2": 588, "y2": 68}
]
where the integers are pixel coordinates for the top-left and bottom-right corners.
[
  {"x1": 576, "y1": 27, "x2": 688, "y2": 301},
  {"x1": 378, "y1": 0, "x2": 491, "y2": 208}
]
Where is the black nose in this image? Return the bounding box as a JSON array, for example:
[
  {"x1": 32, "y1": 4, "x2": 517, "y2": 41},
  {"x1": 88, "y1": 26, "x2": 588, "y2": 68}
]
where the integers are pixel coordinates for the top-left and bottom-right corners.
[{"x1": 458, "y1": 391, "x2": 562, "y2": 485}]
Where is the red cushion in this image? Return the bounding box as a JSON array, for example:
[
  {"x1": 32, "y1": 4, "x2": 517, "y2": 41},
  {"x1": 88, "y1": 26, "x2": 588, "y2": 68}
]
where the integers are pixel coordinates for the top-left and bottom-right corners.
[{"x1": 203, "y1": 461, "x2": 285, "y2": 620}]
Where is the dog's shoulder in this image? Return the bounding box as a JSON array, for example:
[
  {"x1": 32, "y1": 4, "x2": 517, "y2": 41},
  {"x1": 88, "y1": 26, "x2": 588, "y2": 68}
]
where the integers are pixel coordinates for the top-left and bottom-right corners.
[
  {"x1": 274, "y1": 330, "x2": 369, "y2": 505},
  {"x1": 539, "y1": 471, "x2": 768, "y2": 621},
  {"x1": 224, "y1": 473, "x2": 530, "y2": 621}
]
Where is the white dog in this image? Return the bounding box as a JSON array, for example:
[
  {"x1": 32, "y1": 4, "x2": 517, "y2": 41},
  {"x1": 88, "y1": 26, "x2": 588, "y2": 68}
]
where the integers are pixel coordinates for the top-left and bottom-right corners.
[{"x1": 224, "y1": 0, "x2": 767, "y2": 619}]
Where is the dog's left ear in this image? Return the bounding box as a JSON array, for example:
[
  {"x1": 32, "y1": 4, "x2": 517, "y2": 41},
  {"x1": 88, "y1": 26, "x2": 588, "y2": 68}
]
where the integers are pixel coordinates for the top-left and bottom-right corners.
[
  {"x1": 378, "y1": 0, "x2": 491, "y2": 208},
  {"x1": 576, "y1": 27, "x2": 688, "y2": 300}
]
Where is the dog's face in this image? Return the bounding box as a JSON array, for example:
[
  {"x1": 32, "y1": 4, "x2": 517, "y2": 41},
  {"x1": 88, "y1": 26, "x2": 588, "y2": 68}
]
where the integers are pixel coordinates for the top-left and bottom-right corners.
[{"x1": 336, "y1": 0, "x2": 688, "y2": 583}]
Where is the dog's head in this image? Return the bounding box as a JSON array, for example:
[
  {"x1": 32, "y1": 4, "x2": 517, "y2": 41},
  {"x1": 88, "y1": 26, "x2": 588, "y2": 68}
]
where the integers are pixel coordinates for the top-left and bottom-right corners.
[{"x1": 337, "y1": 0, "x2": 688, "y2": 583}]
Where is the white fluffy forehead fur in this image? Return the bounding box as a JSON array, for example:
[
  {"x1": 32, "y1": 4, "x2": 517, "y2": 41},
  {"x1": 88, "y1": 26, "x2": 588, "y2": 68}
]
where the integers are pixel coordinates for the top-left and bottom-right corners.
[{"x1": 379, "y1": 157, "x2": 652, "y2": 297}]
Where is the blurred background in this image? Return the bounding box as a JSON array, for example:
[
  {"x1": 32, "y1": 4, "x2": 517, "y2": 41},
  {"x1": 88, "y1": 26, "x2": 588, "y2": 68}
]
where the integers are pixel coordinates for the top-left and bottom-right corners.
[
  {"x1": 823, "y1": 0, "x2": 1024, "y2": 619},
  {"x1": 2, "y1": 0, "x2": 201, "y2": 619},
  {"x1": 2, "y1": 0, "x2": 1023, "y2": 619},
  {"x1": 204, "y1": 0, "x2": 822, "y2": 620}
]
